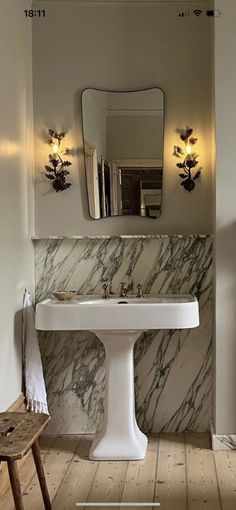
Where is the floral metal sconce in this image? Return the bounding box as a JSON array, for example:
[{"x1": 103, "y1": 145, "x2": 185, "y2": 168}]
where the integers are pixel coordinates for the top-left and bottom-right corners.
[
  {"x1": 45, "y1": 129, "x2": 72, "y2": 192},
  {"x1": 173, "y1": 128, "x2": 201, "y2": 192}
]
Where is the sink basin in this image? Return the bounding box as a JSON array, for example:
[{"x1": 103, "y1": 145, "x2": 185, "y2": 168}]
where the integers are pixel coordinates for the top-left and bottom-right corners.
[
  {"x1": 36, "y1": 294, "x2": 199, "y2": 461},
  {"x1": 35, "y1": 294, "x2": 199, "y2": 331}
]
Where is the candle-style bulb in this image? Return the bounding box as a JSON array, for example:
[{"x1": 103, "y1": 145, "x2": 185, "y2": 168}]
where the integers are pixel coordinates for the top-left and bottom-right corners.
[
  {"x1": 52, "y1": 141, "x2": 59, "y2": 155},
  {"x1": 185, "y1": 143, "x2": 192, "y2": 155}
]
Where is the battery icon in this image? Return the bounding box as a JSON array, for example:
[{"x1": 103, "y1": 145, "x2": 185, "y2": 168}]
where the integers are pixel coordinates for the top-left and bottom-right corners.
[{"x1": 207, "y1": 9, "x2": 221, "y2": 17}]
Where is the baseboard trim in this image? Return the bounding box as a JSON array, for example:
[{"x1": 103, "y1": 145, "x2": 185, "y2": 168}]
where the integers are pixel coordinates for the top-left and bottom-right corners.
[
  {"x1": 8, "y1": 392, "x2": 26, "y2": 412},
  {"x1": 0, "y1": 393, "x2": 27, "y2": 496},
  {"x1": 210, "y1": 421, "x2": 236, "y2": 450}
]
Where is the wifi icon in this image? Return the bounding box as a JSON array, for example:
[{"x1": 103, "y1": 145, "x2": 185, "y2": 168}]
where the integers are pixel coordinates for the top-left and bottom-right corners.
[{"x1": 193, "y1": 9, "x2": 203, "y2": 16}]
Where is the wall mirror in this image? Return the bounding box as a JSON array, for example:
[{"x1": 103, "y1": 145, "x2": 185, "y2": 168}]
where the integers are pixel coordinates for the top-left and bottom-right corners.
[{"x1": 81, "y1": 87, "x2": 164, "y2": 220}]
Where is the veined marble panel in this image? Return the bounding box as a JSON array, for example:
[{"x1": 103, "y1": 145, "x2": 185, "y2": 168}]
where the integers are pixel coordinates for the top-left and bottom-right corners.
[{"x1": 35, "y1": 236, "x2": 213, "y2": 434}]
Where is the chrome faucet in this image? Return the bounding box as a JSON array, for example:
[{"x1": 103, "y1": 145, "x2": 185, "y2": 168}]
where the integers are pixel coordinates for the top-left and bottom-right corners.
[
  {"x1": 119, "y1": 282, "x2": 127, "y2": 298},
  {"x1": 136, "y1": 283, "x2": 144, "y2": 298},
  {"x1": 102, "y1": 283, "x2": 109, "y2": 299}
]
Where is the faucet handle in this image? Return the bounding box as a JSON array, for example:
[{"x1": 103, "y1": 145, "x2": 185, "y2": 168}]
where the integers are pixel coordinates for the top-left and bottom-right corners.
[
  {"x1": 136, "y1": 283, "x2": 144, "y2": 298},
  {"x1": 102, "y1": 283, "x2": 109, "y2": 299}
]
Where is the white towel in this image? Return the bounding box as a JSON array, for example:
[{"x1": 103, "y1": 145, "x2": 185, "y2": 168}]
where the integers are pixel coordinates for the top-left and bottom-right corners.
[{"x1": 22, "y1": 291, "x2": 49, "y2": 414}]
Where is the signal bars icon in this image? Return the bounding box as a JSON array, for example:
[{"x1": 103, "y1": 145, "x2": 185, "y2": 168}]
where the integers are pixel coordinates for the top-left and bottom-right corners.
[{"x1": 178, "y1": 11, "x2": 190, "y2": 17}]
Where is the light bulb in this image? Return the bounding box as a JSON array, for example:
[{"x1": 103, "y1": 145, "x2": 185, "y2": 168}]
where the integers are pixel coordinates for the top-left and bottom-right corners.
[
  {"x1": 52, "y1": 142, "x2": 59, "y2": 155},
  {"x1": 185, "y1": 143, "x2": 192, "y2": 155}
]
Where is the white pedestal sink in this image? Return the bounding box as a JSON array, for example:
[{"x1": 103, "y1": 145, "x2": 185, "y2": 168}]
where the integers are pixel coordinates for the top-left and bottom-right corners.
[{"x1": 36, "y1": 294, "x2": 199, "y2": 460}]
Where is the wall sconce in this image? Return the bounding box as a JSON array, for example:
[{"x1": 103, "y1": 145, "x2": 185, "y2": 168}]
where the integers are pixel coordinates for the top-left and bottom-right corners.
[
  {"x1": 45, "y1": 129, "x2": 72, "y2": 192},
  {"x1": 173, "y1": 128, "x2": 201, "y2": 192}
]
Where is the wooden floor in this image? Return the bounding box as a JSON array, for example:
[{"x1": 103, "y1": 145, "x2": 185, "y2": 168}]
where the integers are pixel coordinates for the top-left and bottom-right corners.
[{"x1": 1, "y1": 433, "x2": 236, "y2": 509}]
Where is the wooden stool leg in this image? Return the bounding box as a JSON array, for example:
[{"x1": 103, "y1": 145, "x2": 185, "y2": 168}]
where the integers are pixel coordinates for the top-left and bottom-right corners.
[
  {"x1": 7, "y1": 460, "x2": 24, "y2": 510},
  {"x1": 32, "y1": 440, "x2": 52, "y2": 510}
]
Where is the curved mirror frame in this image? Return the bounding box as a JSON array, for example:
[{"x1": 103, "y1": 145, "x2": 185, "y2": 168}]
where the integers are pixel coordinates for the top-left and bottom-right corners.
[{"x1": 81, "y1": 87, "x2": 165, "y2": 220}]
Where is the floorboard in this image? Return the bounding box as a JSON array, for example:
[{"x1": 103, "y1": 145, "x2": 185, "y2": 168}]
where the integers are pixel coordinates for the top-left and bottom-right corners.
[
  {"x1": 185, "y1": 433, "x2": 221, "y2": 510},
  {"x1": 53, "y1": 436, "x2": 98, "y2": 510},
  {"x1": 120, "y1": 435, "x2": 158, "y2": 510},
  {"x1": 154, "y1": 433, "x2": 187, "y2": 510},
  {"x1": 214, "y1": 450, "x2": 236, "y2": 510},
  {"x1": 22, "y1": 436, "x2": 80, "y2": 510},
  {"x1": 2, "y1": 433, "x2": 235, "y2": 510}
]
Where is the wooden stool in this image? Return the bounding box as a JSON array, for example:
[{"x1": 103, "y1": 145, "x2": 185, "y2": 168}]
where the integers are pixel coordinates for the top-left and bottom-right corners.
[{"x1": 0, "y1": 412, "x2": 51, "y2": 510}]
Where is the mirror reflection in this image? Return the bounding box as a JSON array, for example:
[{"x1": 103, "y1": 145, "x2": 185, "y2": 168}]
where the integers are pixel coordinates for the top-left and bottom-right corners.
[{"x1": 82, "y1": 88, "x2": 164, "y2": 219}]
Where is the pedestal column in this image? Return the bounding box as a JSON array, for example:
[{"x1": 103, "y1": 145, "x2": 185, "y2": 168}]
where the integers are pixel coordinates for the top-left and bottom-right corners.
[{"x1": 90, "y1": 330, "x2": 147, "y2": 460}]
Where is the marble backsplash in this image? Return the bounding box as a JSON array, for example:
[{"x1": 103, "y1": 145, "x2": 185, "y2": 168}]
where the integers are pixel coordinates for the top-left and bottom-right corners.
[{"x1": 35, "y1": 235, "x2": 213, "y2": 434}]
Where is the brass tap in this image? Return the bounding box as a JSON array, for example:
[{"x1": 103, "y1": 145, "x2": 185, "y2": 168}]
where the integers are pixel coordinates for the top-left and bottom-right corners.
[
  {"x1": 136, "y1": 283, "x2": 144, "y2": 298},
  {"x1": 102, "y1": 283, "x2": 109, "y2": 299},
  {"x1": 119, "y1": 282, "x2": 127, "y2": 298}
]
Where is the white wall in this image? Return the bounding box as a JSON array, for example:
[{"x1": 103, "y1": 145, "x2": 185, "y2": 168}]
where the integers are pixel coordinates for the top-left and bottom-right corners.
[
  {"x1": 0, "y1": 0, "x2": 34, "y2": 410},
  {"x1": 214, "y1": 0, "x2": 236, "y2": 434},
  {"x1": 32, "y1": 1, "x2": 214, "y2": 235}
]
